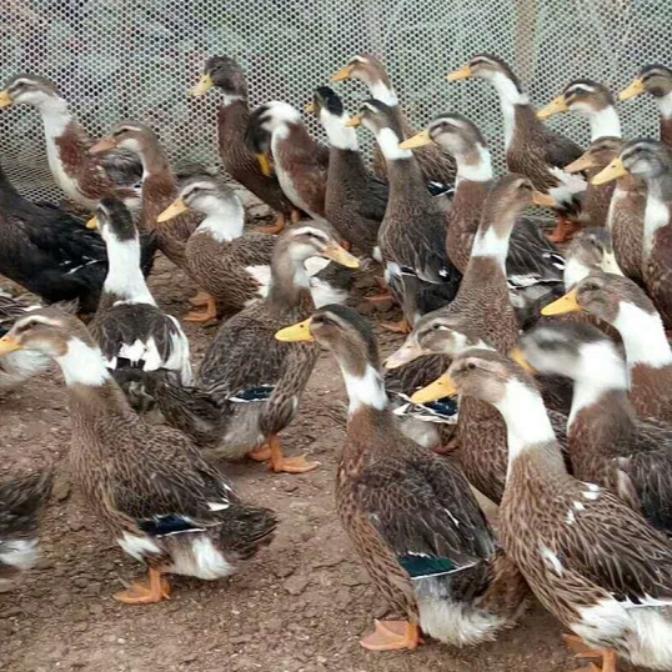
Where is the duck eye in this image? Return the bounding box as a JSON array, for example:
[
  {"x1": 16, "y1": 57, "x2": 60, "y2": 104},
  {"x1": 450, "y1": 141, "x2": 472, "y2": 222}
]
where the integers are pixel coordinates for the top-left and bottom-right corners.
[{"x1": 467, "y1": 362, "x2": 477, "y2": 370}]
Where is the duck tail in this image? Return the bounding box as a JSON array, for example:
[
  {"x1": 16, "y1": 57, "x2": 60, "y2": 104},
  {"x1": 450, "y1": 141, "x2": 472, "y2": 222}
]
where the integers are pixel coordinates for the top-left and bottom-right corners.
[
  {"x1": 0, "y1": 469, "x2": 53, "y2": 535},
  {"x1": 222, "y1": 504, "x2": 278, "y2": 561}
]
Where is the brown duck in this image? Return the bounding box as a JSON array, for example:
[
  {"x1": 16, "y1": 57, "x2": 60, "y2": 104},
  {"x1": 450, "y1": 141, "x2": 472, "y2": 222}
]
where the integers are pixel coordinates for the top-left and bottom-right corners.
[{"x1": 276, "y1": 305, "x2": 527, "y2": 651}]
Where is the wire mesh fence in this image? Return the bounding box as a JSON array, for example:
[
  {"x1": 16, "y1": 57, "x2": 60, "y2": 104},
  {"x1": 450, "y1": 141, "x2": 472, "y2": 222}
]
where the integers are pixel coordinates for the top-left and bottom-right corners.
[{"x1": 0, "y1": 0, "x2": 665, "y2": 201}]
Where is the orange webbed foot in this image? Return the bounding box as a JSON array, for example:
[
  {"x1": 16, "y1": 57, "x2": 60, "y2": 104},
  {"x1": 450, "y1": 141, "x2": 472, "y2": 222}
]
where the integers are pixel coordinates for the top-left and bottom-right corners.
[
  {"x1": 360, "y1": 620, "x2": 421, "y2": 652},
  {"x1": 113, "y1": 568, "x2": 170, "y2": 605}
]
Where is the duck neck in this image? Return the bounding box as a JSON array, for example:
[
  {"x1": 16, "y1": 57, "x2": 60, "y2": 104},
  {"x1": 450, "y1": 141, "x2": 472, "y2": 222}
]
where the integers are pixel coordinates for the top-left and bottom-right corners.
[
  {"x1": 321, "y1": 112, "x2": 358, "y2": 151},
  {"x1": 656, "y1": 92, "x2": 672, "y2": 121},
  {"x1": 567, "y1": 344, "x2": 629, "y2": 428},
  {"x1": 137, "y1": 141, "x2": 172, "y2": 181},
  {"x1": 454, "y1": 144, "x2": 494, "y2": 184},
  {"x1": 56, "y1": 337, "x2": 112, "y2": 388},
  {"x1": 340, "y1": 362, "x2": 388, "y2": 416},
  {"x1": 368, "y1": 78, "x2": 399, "y2": 107},
  {"x1": 492, "y1": 378, "x2": 559, "y2": 478},
  {"x1": 613, "y1": 300, "x2": 672, "y2": 372},
  {"x1": 219, "y1": 92, "x2": 247, "y2": 108},
  {"x1": 470, "y1": 210, "x2": 515, "y2": 273},
  {"x1": 642, "y1": 175, "x2": 672, "y2": 258},
  {"x1": 267, "y1": 245, "x2": 314, "y2": 310},
  {"x1": 563, "y1": 257, "x2": 591, "y2": 290},
  {"x1": 36, "y1": 95, "x2": 73, "y2": 140},
  {"x1": 102, "y1": 233, "x2": 155, "y2": 305},
  {"x1": 587, "y1": 106, "x2": 621, "y2": 141},
  {"x1": 378, "y1": 129, "x2": 427, "y2": 204},
  {"x1": 489, "y1": 73, "x2": 529, "y2": 150},
  {"x1": 196, "y1": 198, "x2": 245, "y2": 243}
]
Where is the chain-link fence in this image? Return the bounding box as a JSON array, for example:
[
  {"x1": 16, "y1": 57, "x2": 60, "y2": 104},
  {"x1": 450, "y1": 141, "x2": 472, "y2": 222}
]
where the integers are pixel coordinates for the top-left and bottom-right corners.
[{"x1": 0, "y1": 0, "x2": 664, "y2": 201}]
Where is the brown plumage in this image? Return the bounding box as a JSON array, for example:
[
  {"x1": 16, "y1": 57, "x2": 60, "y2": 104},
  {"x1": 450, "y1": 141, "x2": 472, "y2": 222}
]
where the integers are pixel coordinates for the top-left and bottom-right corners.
[
  {"x1": 520, "y1": 320, "x2": 672, "y2": 535},
  {"x1": 277, "y1": 305, "x2": 526, "y2": 650},
  {"x1": 428, "y1": 349, "x2": 672, "y2": 671},
  {"x1": 0, "y1": 74, "x2": 141, "y2": 210},
  {"x1": 0, "y1": 308, "x2": 275, "y2": 603},
  {"x1": 330, "y1": 54, "x2": 456, "y2": 185},
  {"x1": 192, "y1": 56, "x2": 298, "y2": 226}
]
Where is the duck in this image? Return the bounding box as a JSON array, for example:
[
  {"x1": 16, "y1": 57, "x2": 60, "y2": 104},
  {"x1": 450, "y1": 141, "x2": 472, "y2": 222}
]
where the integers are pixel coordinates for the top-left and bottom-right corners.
[
  {"x1": 0, "y1": 469, "x2": 52, "y2": 587},
  {"x1": 144, "y1": 225, "x2": 359, "y2": 473},
  {"x1": 400, "y1": 112, "x2": 565, "y2": 324},
  {"x1": 190, "y1": 55, "x2": 300, "y2": 233},
  {"x1": 387, "y1": 175, "x2": 569, "y2": 503},
  {"x1": 349, "y1": 99, "x2": 461, "y2": 333},
  {"x1": 90, "y1": 121, "x2": 200, "y2": 272},
  {"x1": 592, "y1": 139, "x2": 672, "y2": 328},
  {"x1": 518, "y1": 319, "x2": 672, "y2": 535},
  {"x1": 412, "y1": 348, "x2": 672, "y2": 672},
  {"x1": 447, "y1": 55, "x2": 585, "y2": 242},
  {"x1": 564, "y1": 137, "x2": 646, "y2": 282},
  {"x1": 538, "y1": 79, "x2": 622, "y2": 228},
  {"x1": 330, "y1": 54, "x2": 456, "y2": 187},
  {"x1": 275, "y1": 304, "x2": 527, "y2": 650},
  {"x1": 562, "y1": 227, "x2": 623, "y2": 290},
  {"x1": 245, "y1": 102, "x2": 330, "y2": 224},
  {"x1": 86, "y1": 198, "x2": 192, "y2": 395},
  {"x1": 0, "y1": 75, "x2": 141, "y2": 210},
  {"x1": 0, "y1": 163, "x2": 154, "y2": 314},
  {"x1": 0, "y1": 292, "x2": 50, "y2": 388},
  {"x1": 542, "y1": 271, "x2": 672, "y2": 425},
  {"x1": 307, "y1": 86, "x2": 386, "y2": 257},
  {"x1": 0, "y1": 308, "x2": 276, "y2": 604},
  {"x1": 158, "y1": 174, "x2": 354, "y2": 320},
  {"x1": 620, "y1": 65, "x2": 672, "y2": 148}
]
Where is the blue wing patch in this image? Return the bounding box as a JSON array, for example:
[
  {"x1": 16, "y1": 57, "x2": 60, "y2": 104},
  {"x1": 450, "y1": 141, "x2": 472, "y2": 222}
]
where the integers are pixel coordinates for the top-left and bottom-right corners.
[
  {"x1": 399, "y1": 553, "x2": 457, "y2": 579},
  {"x1": 229, "y1": 385, "x2": 275, "y2": 403},
  {"x1": 138, "y1": 514, "x2": 205, "y2": 537}
]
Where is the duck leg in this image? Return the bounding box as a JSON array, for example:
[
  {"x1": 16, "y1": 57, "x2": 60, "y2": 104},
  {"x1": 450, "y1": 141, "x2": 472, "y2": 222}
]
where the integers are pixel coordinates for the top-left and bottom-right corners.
[
  {"x1": 381, "y1": 318, "x2": 412, "y2": 334},
  {"x1": 360, "y1": 620, "x2": 421, "y2": 651},
  {"x1": 113, "y1": 567, "x2": 171, "y2": 605},
  {"x1": 247, "y1": 444, "x2": 272, "y2": 462},
  {"x1": 291, "y1": 209, "x2": 302, "y2": 224},
  {"x1": 184, "y1": 295, "x2": 218, "y2": 323},
  {"x1": 188, "y1": 290, "x2": 210, "y2": 307},
  {"x1": 564, "y1": 634, "x2": 618, "y2": 672},
  {"x1": 257, "y1": 213, "x2": 286, "y2": 235},
  {"x1": 267, "y1": 434, "x2": 319, "y2": 474},
  {"x1": 547, "y1": 216, "x2": 582, "y2": 244}
]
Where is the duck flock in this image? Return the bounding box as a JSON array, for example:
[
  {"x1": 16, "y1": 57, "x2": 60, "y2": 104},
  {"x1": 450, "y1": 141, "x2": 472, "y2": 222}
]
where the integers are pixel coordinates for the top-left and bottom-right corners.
[{"x1": 1, "y1": 51, "x2": 672, "y2": 670}]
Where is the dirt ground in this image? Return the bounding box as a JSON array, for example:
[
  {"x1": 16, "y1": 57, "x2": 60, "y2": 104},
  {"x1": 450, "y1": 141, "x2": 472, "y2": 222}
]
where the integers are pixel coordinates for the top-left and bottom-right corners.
[{"x1": 0, "y1": 200, "x2": 626, "y2": 672}]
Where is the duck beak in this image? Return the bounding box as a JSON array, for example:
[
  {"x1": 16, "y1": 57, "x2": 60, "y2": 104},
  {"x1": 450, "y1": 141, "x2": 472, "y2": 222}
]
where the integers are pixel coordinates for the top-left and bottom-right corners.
[
  {"x1": 0, "y1": 90, "x2": 13, "y2": 108},
  {"x1": 399, "y1": 129, "x2": 432, "y2": 150},
  {"x1": 157, "y1": 198, "x2": 188, "y2": 222},
  {"x1": 509, "y1": 347, "x2": 536, "y2": 374},
  {"x1": 304, "y1": 102, "x2": 316, "y2": 114},
  {"x1": 385, "y1": 338, "x2": 427, "y2": 369},
  {"x1": 85, "y1": 215, "x2": 99, "y2": 230},
  {"x1": 601, "y1": 251, "x2": 624, "y2": 276},
  {"x1": 191, "y1": 73, "x2": 214, "y2": 97},
  {"x1": 531, "y1": 191, "x2": 556, "y2": 208},
  {"x1": 619, "y1": 78, "x2": 645, "y2": 101},
  {"x1": 345, "y1": 114, "x2": 362, "y2": 128},
  {"x1": 591, "y1": 157, "x2": 628, "y2": 185},
  {"x1": 89, "y1": 137, "x2": 116, "y2": 155},
  {"x1": 256, "y1": 153, "x2": 273, "y2": 177},
  {"x1": 537, "y1": 95, "x2": 568, "y2": 120},
  {"x1": 331, "y1": 64, "x2": 354, "y2": 82},
  {"x1": 321, "y1": 242, "x2": 360, "y2": 269},
  {"x1": 446, "y1": 65, "x2": 473, "y2": 81},
  {"x1": 0, "y1": 336, "x2": 22, "y2": 355},
  {"x1": 275, "y1": 318, "x2": 314, "y2": 342},
  {"x1": 541, "y1": 288, "x2": 582, "y2": 316},
  {"x1": 411, "y1": 373, "x2": 456, "y2": 404},
  {"x1": 564, "y1": 152, "x2": 595, "y2": 174}
]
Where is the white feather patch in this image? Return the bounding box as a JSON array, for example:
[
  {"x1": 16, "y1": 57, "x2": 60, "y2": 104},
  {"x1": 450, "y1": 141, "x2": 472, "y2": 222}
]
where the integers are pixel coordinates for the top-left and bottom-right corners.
[
  {"x1": 56, "y1": 338, "x2": 111, "y2": 387},
  {"x1": 0, "y1": 538, "x2": 39, "y2": 570},
  {"x1": 117, "y1": 531, "x2": 160, "y2": 561},
  {"x1": 613, "y1": 301, "x2": 672, "y2": 370}
]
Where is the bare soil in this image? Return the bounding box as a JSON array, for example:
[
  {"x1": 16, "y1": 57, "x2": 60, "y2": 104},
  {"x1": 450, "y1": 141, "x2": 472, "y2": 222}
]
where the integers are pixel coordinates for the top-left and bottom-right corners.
[{"x1": 0, "y1": 204, "x2": 626, "y2": 672}]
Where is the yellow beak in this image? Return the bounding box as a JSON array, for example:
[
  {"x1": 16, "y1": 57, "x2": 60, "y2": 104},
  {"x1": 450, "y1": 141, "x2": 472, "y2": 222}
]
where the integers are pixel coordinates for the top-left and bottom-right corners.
[
  {"x1": 256, "y1": 153, "x2": 273, "y2": 177},
  {"x1": 157, "y1": 198, "x2": 189, "y2": 222},
  {"x1": 345, "y1": 114, "x2": 362, "y2": 128},
  {"x1": 275, "y1": 318, "x2": 314, "y2": 342},
  {"x1": 564, "y1": 152, "x2": 596, "y2": 174},
  {"x1": 591, "y1": 157, "x2": 628, "y2": 185},
  {"x1": 0, "y1": 90, "x2": 13, "y2": 108},
  {"x1": 0, "y1": 336, "x2": 22, "y2": 355},
  {"x1": 399, "y1": 129, "x2": 432, "y2": 150},
  {"x1": 191, "y1": 73, "x2": 214, "y2": 97},
  {"x1": 509, "y1": 347, "x2": 536, "y2": 374},
  {"x1": 618, "y1": 78, "x2": 645, "y2": 101},
  {"x1": 304, "y1": 102, "x2": 316, "y2": 114},
  {"x1": 385, "y1": 339, "x2": 427, "y2": 369},
  {"x1": 331, "y1": 64, "x2": 354, "y2": 82},
  {"x1": 85, "y1": 215, "x2": 99, "y2": 230},
  {"x1": 531, "y1": 190, "x2": 557, "y2": 208},
  {"x1": 89, "y1": 137, "x2": 116, "y2": 155},
  {"x1": 411, "y1": 373, "x2": 457, "y2": 404},
  {"x1": 446, "y1": 65, "x2": 473, "y2": 81},
  {"x1": 541, "y1": 288, "x2": 582, "y2": 316},
  {"x1": 321, "y1": 242, "x2": 360, "y2": 269},
  {"x1": 537, "y1": 95, "x2": 569, "y2": 120}
]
